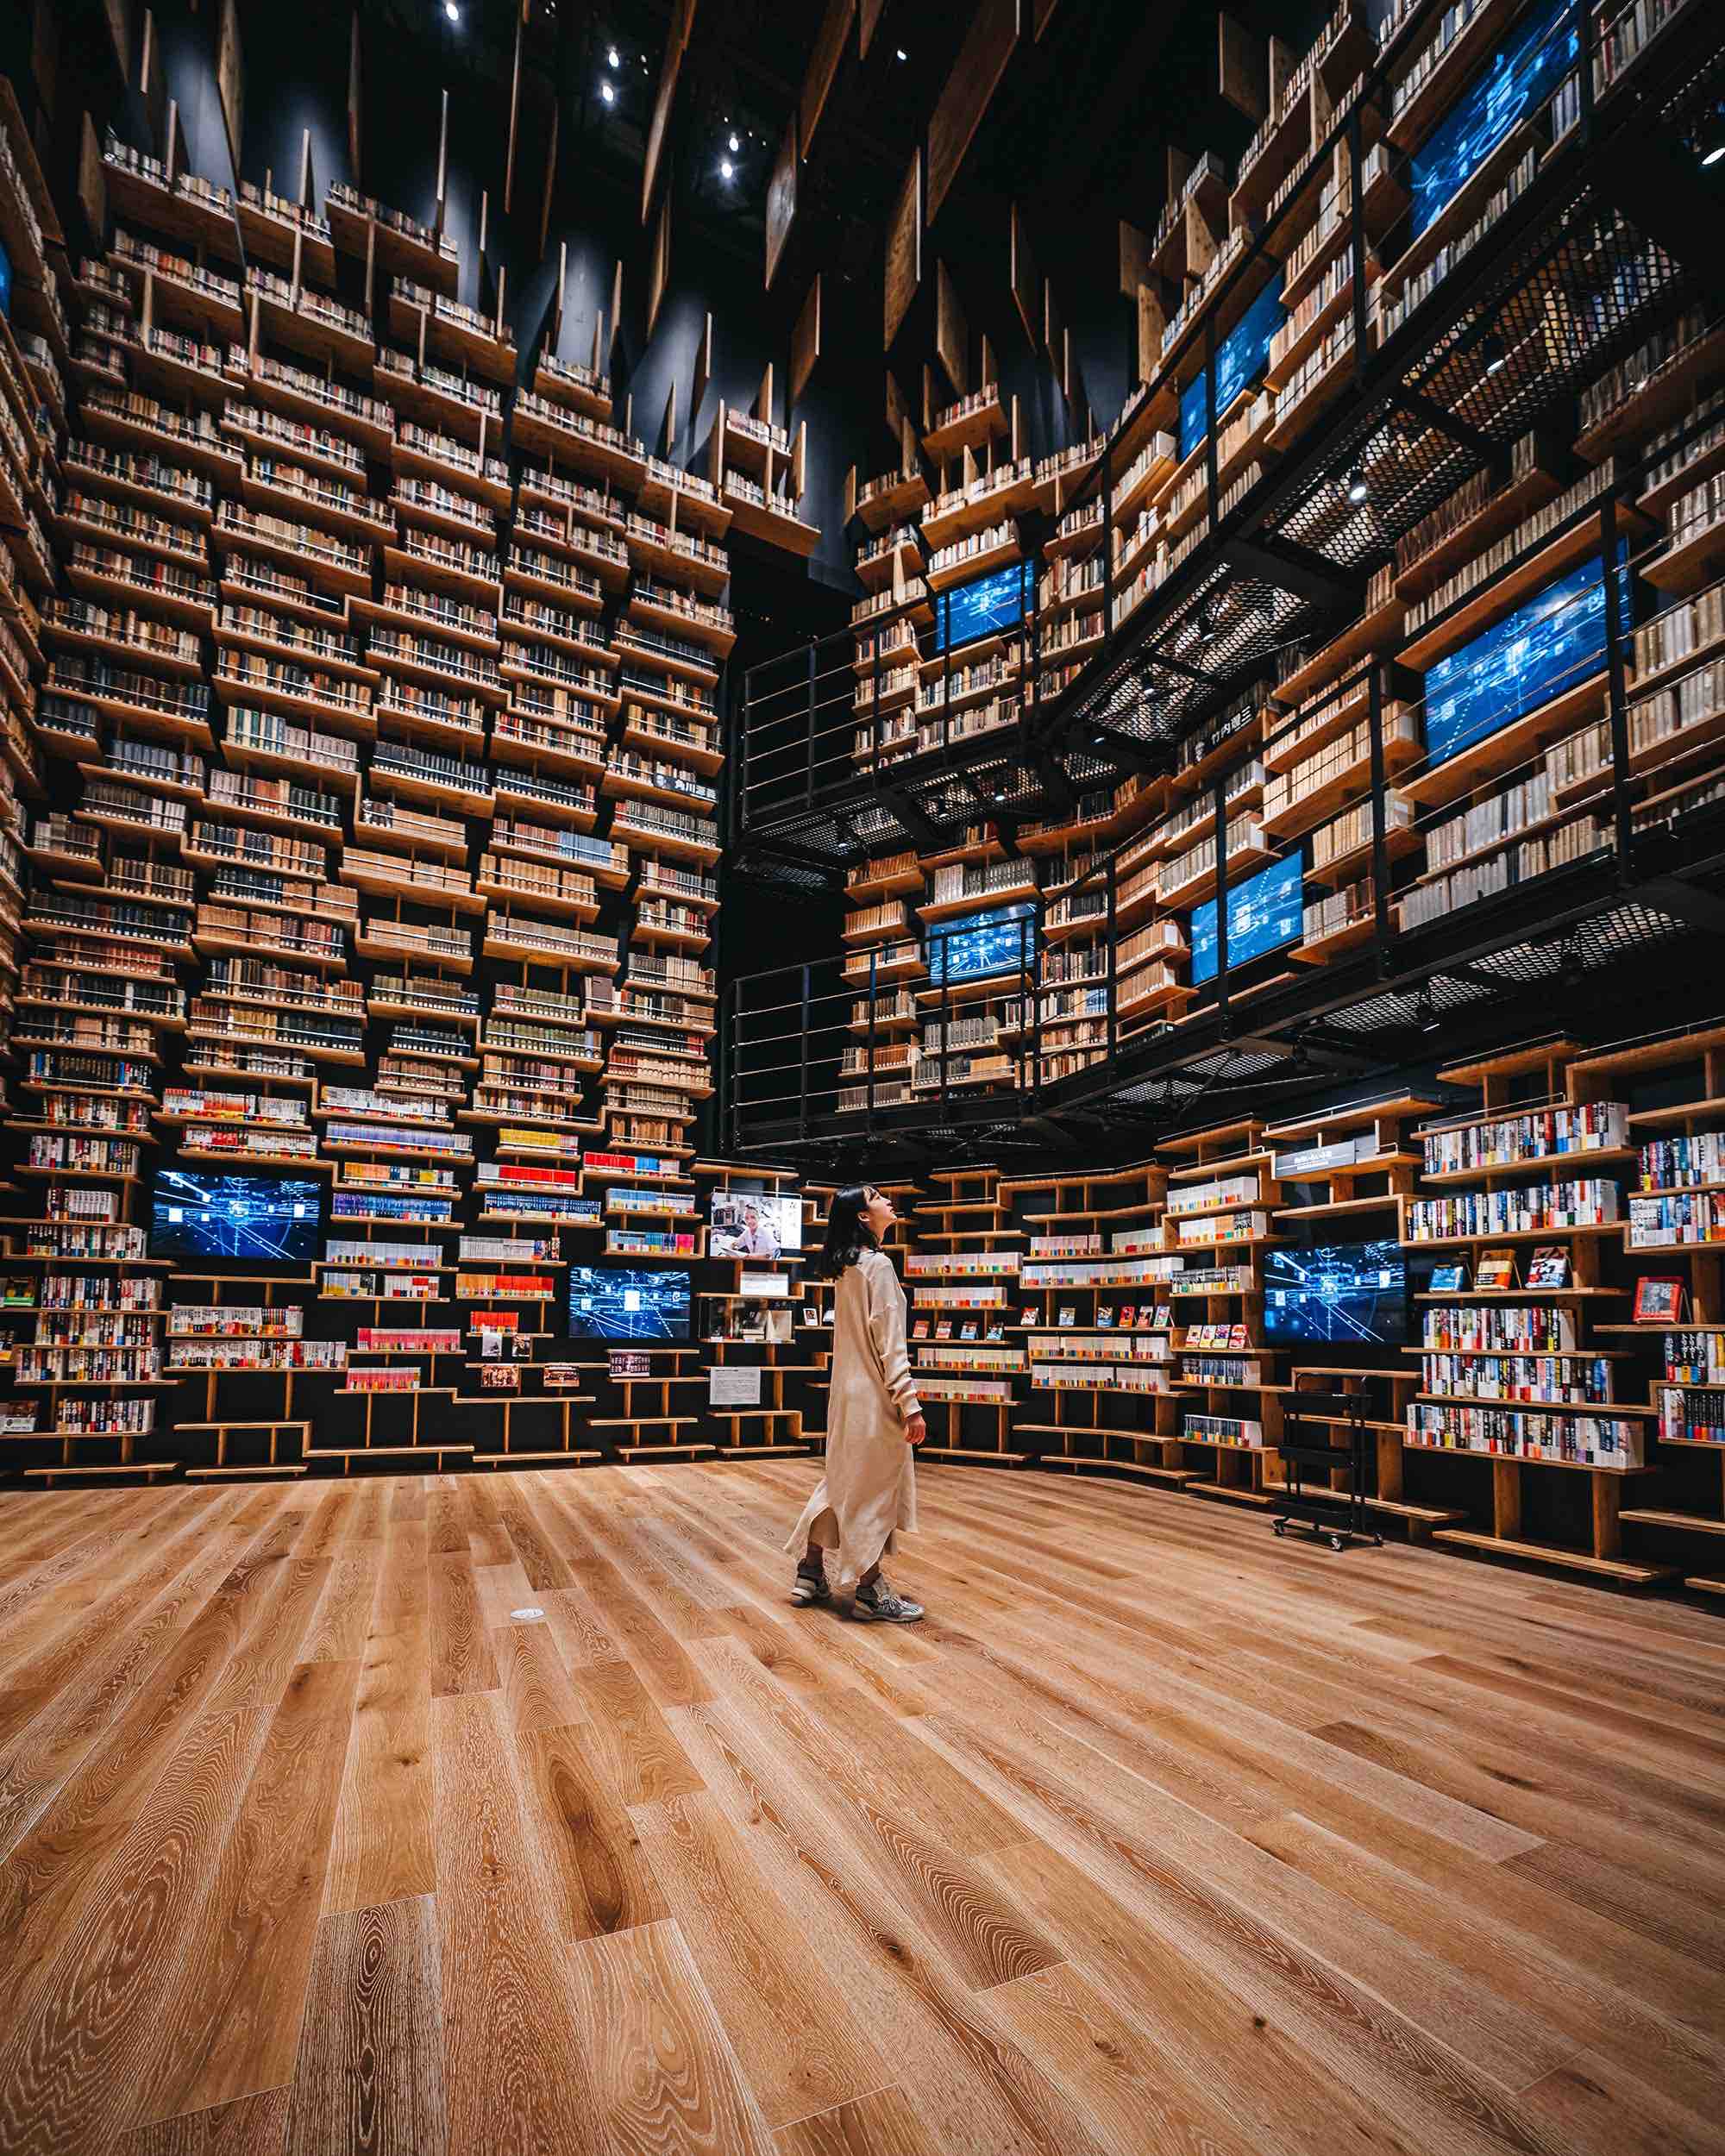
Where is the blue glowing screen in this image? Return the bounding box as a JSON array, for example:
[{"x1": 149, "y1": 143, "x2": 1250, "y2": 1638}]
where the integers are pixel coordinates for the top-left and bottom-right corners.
[
  {"x1": 1410, "y1": 0, "x2": 1578, "y2": 238},
  {"x1": 1178, "y1": 269, "x2": 1285, "y2": 460},
  {"x1": 927, "y1": 902, "x2": 1036, "y2": 984},
  {"x1": 1424, "y1": 545, "x2": 1629, "y2": 768},
  {"x1": 934, "y1": 562, "x2": 1032, "y2": 654},
  {"x1": 1189, "y1": 853, "x2": 1302, "y2": 985}
]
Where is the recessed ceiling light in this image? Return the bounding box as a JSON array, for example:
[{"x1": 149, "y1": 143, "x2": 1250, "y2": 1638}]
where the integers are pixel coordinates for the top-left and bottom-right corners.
[
  {"x1": 720, "y1": 158, "x2": 734, "y2": 180},
  {"x1": 896, "y1": 47, "x2": 907, "y2": 60},
  {"x1": 729, "y1": 132, "x2": 739, "y2": 152},
  {"x1": 1346, "y1": 467, "x2": 1370, "y2": 504},
  {"x1": 444, "y1": 1, "x2": 459, "y2": 20},
  {"x1": 607, "y1": 44, "x2": 619, "y2": 66},
  {"x1": 600, "y1": 78, "x2": 615, "y2": 103},
  {"x1": 1704, "y1": 143, "x2": 1725, "y2": 166}
]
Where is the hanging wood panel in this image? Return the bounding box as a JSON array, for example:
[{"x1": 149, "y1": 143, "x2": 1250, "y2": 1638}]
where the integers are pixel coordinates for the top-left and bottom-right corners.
[
  {"x1": 1218, "y1": 13, "x2": 1266, "y2": 122},
  {"x1": 764, "y1": 115, "x2": 797, "y2": 290},
  {"x1": 347, "y1": 10, "x2": 361, "y2": 185},
  {"x1": 791, "y1": 274, "x2": 822, "y2": 405},
  {"x1": 883, "y1": 148, "x2": 920, "y2": 347},
  {"x1": 647, "y1": 192, "x2": 671, "y2": 340},
  {"x1": 642, "y1": 7, "x2": 694, "y2": 226},
  {"x1": 216, "y1": 0, "x2": 244, "y2": 179},
  {"x1": 800, "y1": 0, "x2": 855, "y2": 159},
  {"x1": 926, "y1": 0, "x2": 1018, "y2": 224},
  {"x1": 934, "y1": 261, "x2": 968, "y2": 398},
  {"x1": 1010, "y1": 201, "x2": 1038, "y2": 347},
  {"x1": 859, "y1": 0, "x2": 886, "y2": 59}
]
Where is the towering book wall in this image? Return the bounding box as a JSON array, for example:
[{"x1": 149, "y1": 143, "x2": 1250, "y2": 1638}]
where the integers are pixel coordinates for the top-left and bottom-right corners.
[
  {"x1": 831, "y1": 0, "x2": 1720, "y2": 1115},
  {"x1": 0, "y1": 112, "x2": 758, "y2": 1480}
]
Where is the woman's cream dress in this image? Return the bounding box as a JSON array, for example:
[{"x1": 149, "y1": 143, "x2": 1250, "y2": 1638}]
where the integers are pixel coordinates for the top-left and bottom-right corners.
[{"x1": 785, "y1": 1244, "x2": 919, "y2": 1591}]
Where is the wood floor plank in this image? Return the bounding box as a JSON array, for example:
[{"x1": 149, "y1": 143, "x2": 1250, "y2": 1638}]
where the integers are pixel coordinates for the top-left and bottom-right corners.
[
  {"x1": 322, "y1": 1512, "x2": 434, "y2": 1916},
  {"x1": 120, "y1": 2088, "x2": 290, "y2": 2154},
  {"x1": 492, "y1": 1619, "x2": 586, "y2": 1737},
  {"x1": 571, "y1": 1656, "x2": 704, "y2": 1806},
  {"x1": 135, "y1": 1658, "x2": 362, "y2": 2125},
  {"x1": 565, "y1": 1917, "x2": 776, "y2": 2156},
  {"x1": 428, "y1": 1552, "x2": 498, "y2": 1701},
  {"x1": 773, "y1": 2084, "x2": 925, "y2": 2156},
  {"x1": 430, "y1": 1690, "x2": 601, "y2": 2153},
  {"x1": 281, "y1": 1896, "x2": 445, "y2": 2156},
  {"x1": 520, "y1": 1718, "x2": 670, "y2": 1940},
  {"x1": 629, "y1": 1790, "x2": 891, "y2": 2128}
]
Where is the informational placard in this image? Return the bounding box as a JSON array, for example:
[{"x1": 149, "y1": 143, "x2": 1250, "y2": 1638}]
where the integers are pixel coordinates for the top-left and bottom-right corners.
[
  {"x1": 710, "y1": 1363, "x2": 762, "y2": 1407},
  {"x1": 740, "y1": 1269, "x2": 791, "y2": 1299}
]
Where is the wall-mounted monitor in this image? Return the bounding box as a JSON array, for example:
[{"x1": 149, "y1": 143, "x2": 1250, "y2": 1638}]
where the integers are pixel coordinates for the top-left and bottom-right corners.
[
  {"x1": 926, "y1": 901, "x2": 1036, "y2": 985},
  {"x1": 709, "y1": 1189, "x2": 804, "y2": 1257},
  {"x1": 1189, "y1": 854, "x2": 1302, "y2": 985},
  {"x1": 1410, "y1": 0, "x2": 1578, "y2": 239},
  {"x1": 1263, "y1": 1240, "x2": 1409, "y2": 1345},
  {"x1": 1424, "y1": 545, "x2": 1628, "y2": 768},
  {"x1": 932, "y1": 561, "x2": 1033, "y2": 654},
  {"x1": 1178, "y1": 267, "x2": 1285, "y2": 460},
  {"x1": 568, "y1": 1265, "x2": 691, "y2": 1341},
  {"x1": 150, "y1": 1172, "x2": 323, "y2": 1263}
]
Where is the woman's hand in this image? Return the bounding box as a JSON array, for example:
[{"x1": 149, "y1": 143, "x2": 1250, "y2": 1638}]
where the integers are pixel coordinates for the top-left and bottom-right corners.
[{"x1": 905, "y1": 1414, "x2": 927, "y2": 1447}]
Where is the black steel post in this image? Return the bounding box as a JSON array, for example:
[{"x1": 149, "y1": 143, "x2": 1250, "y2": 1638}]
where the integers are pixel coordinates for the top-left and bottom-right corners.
[
  {"x1": 1577, "y1": 0, "x2": 1595, "y2": 147},
  {"x1": 1106, "y1": 852, "x2": 1119, "y2": 1069},
  {"x1": 1348, "y1": 105, "x2": 1369, "y2": 384},
  {"x1": 1204, "y1": 310, "x2": 1220, "y2": 537},
  {"x1": 1100, "y1": 442, "x2": 1114, "y2": 656},
  {"x1": 799, "y1": 962, "x2": 812, "y2": 1142},
  {"x1": 803, "y1": 638, "x2": 818, "y2": 808},
  {"x1": 1214, "y1": 775, "x2": 1230, "y2": 1034}
]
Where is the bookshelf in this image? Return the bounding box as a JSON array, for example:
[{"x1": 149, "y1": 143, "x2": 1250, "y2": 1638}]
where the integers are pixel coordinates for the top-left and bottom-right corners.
[
  {"x1": 998, "y1": 1156, "x2": 1189, "y2": 1485},
  {"x1": 903, "y1": 1166, "x2": 1027, "y2": 1465},
  {"x1": 694, "y1": 1159, "x2": 814, "y2": 1457}
]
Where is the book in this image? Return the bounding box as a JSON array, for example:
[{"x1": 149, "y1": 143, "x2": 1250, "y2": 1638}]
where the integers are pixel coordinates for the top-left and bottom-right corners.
[
  {"x1": 1428, "y1": 1263, "x2": 1467, "y2": 1292},
  {"x1": 1019, "y1": 1303, "x2": 1038, "y2": 1327},
  {"x1": 935, "y1": 1319, "x2": 953, "y2": 1340},
  {"x1": 1477, "y1": 1248, "x2": 1519, "y2": 1290},
  {"x1": 801, "y1": 1305, "x2": 819, "y2": 1326},
  {"x1": 1057, "y1": 1305, "x2": 1077, "y2": 1327},
  {"x1": 959, "y1": 1319, "x2": 978, "y2": 1341},
  {"x1": 1525, "y1": 1245, "x2": 1571, "y2": 1288},
  {"x1": 984, "y1": 1321, "x2": 1004, "y2": 1342},
  {"x1": 1634, "y1": 1275, "x2": 1686, "y2": 1323},
  {"x1": 912, "y1": 1318, "x2": 931, "y2": 1339},
  {"x1": 1095, "y1": 1307, "x2": 1115, "y2": 1329},
  {"x1": 1118, "y1": 1305, "x2": 1137, "y2": 1328}
]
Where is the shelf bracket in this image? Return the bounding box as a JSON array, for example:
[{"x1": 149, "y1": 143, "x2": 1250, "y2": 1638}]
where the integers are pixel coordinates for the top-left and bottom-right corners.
[
  {"x1": 1218, "y1": 533, "x2": 1363, "y2": 612},
  {"x1": 1392, "y1": 387, "x2": 1509, "y2": 477}
]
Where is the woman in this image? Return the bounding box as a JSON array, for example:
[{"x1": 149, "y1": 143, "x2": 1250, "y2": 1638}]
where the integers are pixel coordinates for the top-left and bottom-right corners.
[{"x1": 785, "y1": 1183, "x2": 926, "y2": 1620}]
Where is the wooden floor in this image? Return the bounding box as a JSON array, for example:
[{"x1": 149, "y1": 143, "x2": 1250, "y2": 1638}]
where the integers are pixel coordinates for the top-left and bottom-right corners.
[{"x1": 0, "y1": 1464, "x2": 1722, "y2": 2156}]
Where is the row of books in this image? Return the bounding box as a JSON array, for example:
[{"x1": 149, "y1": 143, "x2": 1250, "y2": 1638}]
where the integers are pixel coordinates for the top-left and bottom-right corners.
[
  {"x1": 1405, "y1": 1182, "x2": 1622, "y2": 1239},
  {"x1": 1637, "y1": 1135, "x2": 1725, "y2": 1190},
  {"x1": 1406, "y1": 1402, "x2": 1645, "y2": 1469},
  {"x1": 166, "y1": 1339, "x2": 347, "y2": 1370},
  {"x1": 1420, "y1": 1102, "x2": 1628, "y2": 1175},
  {"x1": 1656, "y1": 1386, "x2": 1725, "y2": 1446},
  {"x1": 1420, "y1": 1307, "x2": 1579, "y2": 1351},
  {"x1": 1417, "y1": 1354, "x2": 1616, "y2": 1405},
  {"x1": 1626, "y1": 1193, "x2": 1725, "y2": 1248}
]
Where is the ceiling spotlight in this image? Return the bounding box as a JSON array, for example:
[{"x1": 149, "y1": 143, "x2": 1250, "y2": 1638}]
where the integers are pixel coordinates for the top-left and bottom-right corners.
[
  {"x1": 1419, "y1": 987, "x2": 1442, "y2": 1037},
  {"x1": 607, "y1": 44, "x2": 619, "y2": 66},
  {"x1": 1482, "y1": 330, "x2": 1508, "y2": 375},
  {"x1": 1346, "y1": 467, "x2": 1370, "y2": 505},
  {"x1": 600, "y1": 78, "x2": 616, "y2": 103},
  {"x1": 1704, "y1": 143, "x2": 1725, "y2": 167},
  {"x1": 728, "y1": 131, "x2": 740, "y2": 152},
  {"x1": 720, "y1": 158, "x2": 734, "y2": 180},
  {"x1": 444, "y1": 1, "x2": 459, "y2": 19},
  {"x1": 895, "y1": 47, "x2": 907, "y2": 60}
]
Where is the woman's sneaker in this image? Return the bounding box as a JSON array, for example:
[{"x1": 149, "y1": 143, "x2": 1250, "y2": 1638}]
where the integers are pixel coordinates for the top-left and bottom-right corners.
[
  {"x1": 791, "y1": 1562, "x2": 831, "y2": 1606},
  {"x1": 848, "y1": 1576, "x2": 924, "y2": 1623}
]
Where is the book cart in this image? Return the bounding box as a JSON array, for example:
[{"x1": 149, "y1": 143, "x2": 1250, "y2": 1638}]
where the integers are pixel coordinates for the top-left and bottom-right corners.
[
  {"x1": 1157, "y1": 1118, "x2": 1289, "y2": 1506},
  {"x1": 1402, "y1": 1038, "x2": 1672, "y2": 1583},
  {"x1": 997, "y1": 1156, "x2": 1188, "y2": 1484},
  {"x1": 1568, "y1": 1021, "x2": 1725, "y2": 1595},
  {"x1": 903, "y1": 1165, "x2": 1027, "y2": 1466},
  {"x1": 1262, "y1": 1092, "x2": 1463, "y2": 1539},
  {"x1": 694, "y1": 1158, "x2": 812, "y2": 1458}
]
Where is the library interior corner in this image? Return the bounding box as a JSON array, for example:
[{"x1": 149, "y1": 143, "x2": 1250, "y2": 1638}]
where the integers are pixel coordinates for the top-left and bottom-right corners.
[{"x1": 0, "y1": 0, "x2": 1723, "y2": 2150}]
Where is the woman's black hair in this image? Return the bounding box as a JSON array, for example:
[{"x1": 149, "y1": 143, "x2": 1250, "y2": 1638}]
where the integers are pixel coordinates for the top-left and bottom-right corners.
[{"x1": 821, "y1": 1184, "x2": 877, "y2": 1277}]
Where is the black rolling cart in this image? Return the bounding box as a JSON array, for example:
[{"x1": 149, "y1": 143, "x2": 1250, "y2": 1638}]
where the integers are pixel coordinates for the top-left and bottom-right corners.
[{"x1": 1271, "y1": 1386, "x2": 1384, "y2": 1552}]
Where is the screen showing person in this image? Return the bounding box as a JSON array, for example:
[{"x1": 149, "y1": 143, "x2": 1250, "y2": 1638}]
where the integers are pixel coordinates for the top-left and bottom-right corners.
[{"x1": 709, "y1": 1189, "x2": 802, "y2": 1257}]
